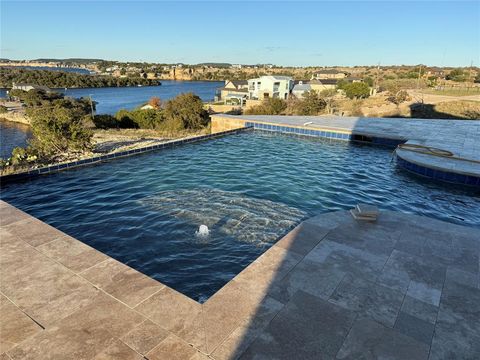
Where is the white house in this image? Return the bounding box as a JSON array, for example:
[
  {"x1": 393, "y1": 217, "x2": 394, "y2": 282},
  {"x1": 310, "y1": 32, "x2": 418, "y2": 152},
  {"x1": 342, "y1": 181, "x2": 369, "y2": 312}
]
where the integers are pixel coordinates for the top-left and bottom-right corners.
[{"x1": 247, "y1": 75, "x2": 294, "y2": 100}]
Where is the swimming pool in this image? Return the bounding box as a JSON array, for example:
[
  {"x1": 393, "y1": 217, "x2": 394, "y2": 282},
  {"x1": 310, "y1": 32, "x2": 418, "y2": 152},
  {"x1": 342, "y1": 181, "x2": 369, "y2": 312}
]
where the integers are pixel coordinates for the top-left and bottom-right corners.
[{"x1": 2, "y1": 131, "x2": 479, "y2": 302}]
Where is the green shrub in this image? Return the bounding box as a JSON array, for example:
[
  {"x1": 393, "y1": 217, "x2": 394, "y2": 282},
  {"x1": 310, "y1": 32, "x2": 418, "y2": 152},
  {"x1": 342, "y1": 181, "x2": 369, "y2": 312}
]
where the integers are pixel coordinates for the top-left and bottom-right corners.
[
  {"x1": 28, "y1": 103, "x2": 93, "y2": 157},
  {"x1": 244, "y1": 97, "x2": 287, "y2": 115},
  {"x1": 446, "y1": 69, "x2": 468, "y2": 82},
  {"x1": 91, "y1": 114, "x2": 120, "y2": 129},
  {"x1": 115, "y1": 109, "x2": 138, "y2": 128},
  {"x1": 0, "y1": 105, "x2": 7, "y2": 114},
  {"x1": 9, "y1": 146, "x2": 38, "y2": 166},
  {"x1": 114, "y1": 109, "x2": 164, "y2": 129},
  {"x1": 342, "y1": 82, "x2": 371, "y2": 99},
  {"x1": 132, "y1": 109, "x2": 163, "y2": 129},
  {"x1": 164, "y1": 93, "x2": 210, "y2": 129}
]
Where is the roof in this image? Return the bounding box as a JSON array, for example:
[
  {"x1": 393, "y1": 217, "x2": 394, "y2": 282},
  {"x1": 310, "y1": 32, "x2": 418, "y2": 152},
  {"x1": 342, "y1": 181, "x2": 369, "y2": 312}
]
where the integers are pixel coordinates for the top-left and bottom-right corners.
[
  {"x1": 218, "y1": 88, "x2": 248, "y2": 93},
  {"x1": 232, "y1": 80, "x2": 248, "y2": 86},
  {"x1": 292, "y1": 84, "x2": 311, "y2": 92},
  {"x1": 294, "y1": 80, "x2": 310, "y2": 85},
  {"x1": 315, "y1": 69, "x2": 344, "y2": 74},
  {"x1": 310, "y1": 79, "x2": 338, "y2": 85},
  {"x1": 225, "y1": 93, "x2": 247, "y2": 98},
  {"x1": 248, "y1": 75, "x2": 293, "y2": 82}
]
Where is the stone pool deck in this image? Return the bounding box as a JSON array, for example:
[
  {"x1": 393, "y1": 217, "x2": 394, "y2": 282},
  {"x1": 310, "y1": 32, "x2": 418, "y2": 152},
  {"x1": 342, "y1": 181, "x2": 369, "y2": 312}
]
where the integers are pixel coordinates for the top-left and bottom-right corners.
[
  {"x1": 1, "y1": 199, "x2": 479, "y2": 359},
  {"x1": 211, "y1": 115, "x2": 480, "y2": 185}
]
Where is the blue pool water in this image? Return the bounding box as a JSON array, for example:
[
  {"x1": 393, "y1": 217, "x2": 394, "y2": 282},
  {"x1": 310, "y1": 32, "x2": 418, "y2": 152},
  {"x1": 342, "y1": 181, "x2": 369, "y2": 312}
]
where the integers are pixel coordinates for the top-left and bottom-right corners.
[{"x1": 2, "y1": 132, "x2": 479, "y2": 302}]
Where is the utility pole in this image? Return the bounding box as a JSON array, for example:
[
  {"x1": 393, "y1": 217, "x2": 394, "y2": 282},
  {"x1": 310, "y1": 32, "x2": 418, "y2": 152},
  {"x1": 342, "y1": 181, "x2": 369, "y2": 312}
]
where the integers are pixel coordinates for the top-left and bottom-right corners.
[
  {"x1": 469, "y1": 60, "x2": 474, "y2": 92},
  {"x1": 416, "y1": 65, "x2": 424, "y2": 104},
  {"x1": 373, "y1": 62, "x2": 380, "y2": 95},
  {"x1": 89, "y1": 95, "x2": 95, "y2": 119}
]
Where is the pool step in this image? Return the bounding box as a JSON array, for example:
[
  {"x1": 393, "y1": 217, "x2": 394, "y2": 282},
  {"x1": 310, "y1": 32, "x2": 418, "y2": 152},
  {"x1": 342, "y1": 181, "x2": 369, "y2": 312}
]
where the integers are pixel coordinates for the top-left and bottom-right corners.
[{"x1": 350, "y1": 203, "x2": 379, "y2": 221}]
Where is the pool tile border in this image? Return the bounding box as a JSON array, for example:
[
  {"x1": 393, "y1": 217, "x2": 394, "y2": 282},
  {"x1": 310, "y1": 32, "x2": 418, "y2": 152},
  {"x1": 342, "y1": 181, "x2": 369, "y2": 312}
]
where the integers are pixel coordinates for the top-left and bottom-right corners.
[
  {"x1": 240, "y1": 120, "x2": 479, "y2": 187},
  {"x1": 0, "y1": 127, "x2": 253, "y2": 183},
  {"x1": 396, "y1": 156, "x2": 480, "y2": 186},
  {"x1": 244, "y1": 121, "x2": 406, "y2": 147}
]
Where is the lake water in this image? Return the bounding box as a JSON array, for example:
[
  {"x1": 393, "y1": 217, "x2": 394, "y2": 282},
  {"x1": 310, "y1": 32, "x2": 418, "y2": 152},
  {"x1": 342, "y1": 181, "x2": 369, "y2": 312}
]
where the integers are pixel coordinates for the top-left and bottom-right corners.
[
  {"x1": 58, "y1": 81, "x2": 221, "y2": 114},
  {"x1": 0, "y1": 81, "x2": 222, "y2": 156},
  {"x1": 1, "y1": 80, "x2": 221, "y2": 115},
  {"x1": 0, "y1": 120, "x2": 32, "y2": 159}
]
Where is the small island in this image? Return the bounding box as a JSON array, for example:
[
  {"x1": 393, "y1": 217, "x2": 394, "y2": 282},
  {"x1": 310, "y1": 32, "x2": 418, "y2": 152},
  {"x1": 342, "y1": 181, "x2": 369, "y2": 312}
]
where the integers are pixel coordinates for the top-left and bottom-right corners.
[{"x1": 0, "y1": 67, "x2": 160, "y2": 89}]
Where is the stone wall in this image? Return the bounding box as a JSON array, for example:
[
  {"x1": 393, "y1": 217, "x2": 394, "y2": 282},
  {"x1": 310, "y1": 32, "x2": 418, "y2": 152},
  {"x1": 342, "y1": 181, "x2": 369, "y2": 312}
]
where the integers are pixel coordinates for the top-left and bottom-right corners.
[
  {"x1": 205, "y1": 104, "x2": 242, "y2": 113},
  {"x1": 210, "y1": 115, "x2": 247, "y2": 133}
]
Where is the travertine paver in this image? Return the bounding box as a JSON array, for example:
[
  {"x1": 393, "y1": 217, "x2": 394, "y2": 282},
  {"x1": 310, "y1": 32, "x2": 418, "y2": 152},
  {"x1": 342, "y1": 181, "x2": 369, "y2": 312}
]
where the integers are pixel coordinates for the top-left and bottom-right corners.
[
  {"x1": 1, "y1": 199, "x2": 479, "y2": 359},
  {"x1": 120, "y1": 319, "x2": 169, "y2": 355},
  {"x1": 81, "y1": 258, "x2": 164, "y2": 308},
  {"x1": 336, "y1": 318, "x2": 430, "y2": 360},
  {"x1": 36, "y1": 234, "x2": 108, "y2": 273},
  {"x1": 0, "y1": 295, "x2": 42, "y2": 354},
  {"x1": 213, "y1": 114, "x2": 480, "y2": 177}
]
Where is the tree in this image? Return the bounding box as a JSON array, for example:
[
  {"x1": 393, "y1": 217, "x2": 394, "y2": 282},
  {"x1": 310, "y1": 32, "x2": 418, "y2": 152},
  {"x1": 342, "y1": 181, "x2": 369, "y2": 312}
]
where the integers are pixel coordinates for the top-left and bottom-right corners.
[
  {"x1": 363, "y1": 77, "x2": 374, "y2": 87},
  {"x1": 446, "y1": 69, "x2": 468, "y2": 82},
  {"x1": 131, "y1": 109, "x2": 163, "y2": 129},
  {"x1": 336, "y1": 79, "x2": 348, "y2": 90},
  {"x1": 28, "y1": 102, "x2": 93, "y2": 157},
  {"x1": 89, "y1": 114, "x2": 119, "y2": 129},
  {"x1": 342, "y1": 82, "x2": 370, "y2": 99},
  {"x1": 148, "y1": 96, "x2": 162, "y2": 109},
  {"x1": 295, "y1": 91, "x2": 326, "y2": 115},
  {"x1": 164, "y1": 93, "x2": 210, "y2": 130}
]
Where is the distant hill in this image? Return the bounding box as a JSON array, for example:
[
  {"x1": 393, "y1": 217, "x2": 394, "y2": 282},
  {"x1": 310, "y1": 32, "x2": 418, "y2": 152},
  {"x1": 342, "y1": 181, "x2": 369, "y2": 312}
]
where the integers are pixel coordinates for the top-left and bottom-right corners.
[
  {"x1": 33, "y1": 58, "x2": 104, "y2": 64},
  {"x1": 197, "y1": 62, "x2": 232, "y2": 68},
  {"x1": 0, "y1": 58, "x2": 104, "y2": 64}
]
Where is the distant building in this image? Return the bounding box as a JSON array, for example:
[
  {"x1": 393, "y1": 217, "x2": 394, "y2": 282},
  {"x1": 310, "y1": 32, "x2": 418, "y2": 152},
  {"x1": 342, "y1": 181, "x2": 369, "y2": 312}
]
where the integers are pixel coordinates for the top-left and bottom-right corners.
[
  {"x1": 247, "y1": 75, "x2": 294, "y2": 100},
  {"x1": 313, "y1": 69, "x2": 347, "y2": 80},
  {"x1": 292, "y1": 81, "x2": 312, "y2": 98},
  {"x1": 309, "y1": 79, "x2": 338, "y2": 91},
  {"x1": 215, "y1": 80, "x2": 249, "y2": 105},
  {"x1": 11, "y1": 83, "x2": 52, "y2": 92},
  {"x1": 309, "y1": 77, "x2": 363, "y2": 92}
]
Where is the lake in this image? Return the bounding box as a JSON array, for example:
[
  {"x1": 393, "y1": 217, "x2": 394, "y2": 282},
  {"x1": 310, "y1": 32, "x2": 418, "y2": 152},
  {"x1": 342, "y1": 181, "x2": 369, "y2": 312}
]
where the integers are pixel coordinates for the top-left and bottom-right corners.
[
  {"x1": 0, "y1": 80, "x2": 222, "y2": 157},
  {"x1": 0, "y1": 81, "x2": 221, "y2": 115},
  {"x1": 0, "y1": 120, "x2": 32, "y2": 159},
  {"x1": 59, "y1": 81, "x2": 221, "y2": 114}
]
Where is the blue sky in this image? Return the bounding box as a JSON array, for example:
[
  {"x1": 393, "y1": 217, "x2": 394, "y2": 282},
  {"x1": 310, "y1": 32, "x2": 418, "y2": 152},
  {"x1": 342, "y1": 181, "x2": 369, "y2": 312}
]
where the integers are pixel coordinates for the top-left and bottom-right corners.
[{"x1": 1, "y1": 1, "x2": 478, "y2": 66}]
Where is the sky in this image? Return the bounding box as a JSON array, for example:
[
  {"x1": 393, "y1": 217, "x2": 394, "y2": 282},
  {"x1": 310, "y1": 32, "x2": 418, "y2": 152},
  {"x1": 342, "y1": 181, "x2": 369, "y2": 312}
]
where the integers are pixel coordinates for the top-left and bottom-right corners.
[{"x1": 1, "y1": 1, "x2": 479, "y2": 67}]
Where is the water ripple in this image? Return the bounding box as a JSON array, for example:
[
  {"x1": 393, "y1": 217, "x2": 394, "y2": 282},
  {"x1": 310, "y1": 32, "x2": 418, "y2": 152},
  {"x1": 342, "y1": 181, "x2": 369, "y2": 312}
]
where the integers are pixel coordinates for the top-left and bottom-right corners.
[{"x1": 1, "y1": 131, "x2": 479, "y2": 302}]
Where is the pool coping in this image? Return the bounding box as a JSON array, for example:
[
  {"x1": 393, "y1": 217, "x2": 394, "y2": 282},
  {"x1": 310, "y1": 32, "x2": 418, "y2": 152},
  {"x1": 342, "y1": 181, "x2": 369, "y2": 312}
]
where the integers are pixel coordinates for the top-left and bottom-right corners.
[
  {"x1": 2, "y1": 200, "x2": 479, "y2": 359},
  {"x1": 211, "y1": 114, "x2": 480, "y2": 186},
  {"x1": 0, "y1": 126, "x2": 253, "y2": 183}
]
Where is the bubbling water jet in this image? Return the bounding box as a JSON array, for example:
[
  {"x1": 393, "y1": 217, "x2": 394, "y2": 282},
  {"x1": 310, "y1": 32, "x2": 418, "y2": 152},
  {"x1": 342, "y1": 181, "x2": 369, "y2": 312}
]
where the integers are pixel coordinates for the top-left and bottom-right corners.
[{"x1": 195, "y1": 224, "x2": 210, "y2": 237}]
